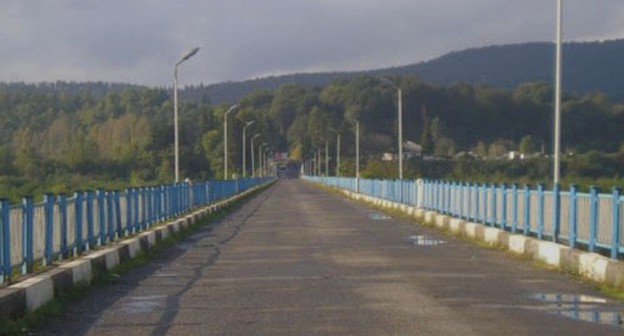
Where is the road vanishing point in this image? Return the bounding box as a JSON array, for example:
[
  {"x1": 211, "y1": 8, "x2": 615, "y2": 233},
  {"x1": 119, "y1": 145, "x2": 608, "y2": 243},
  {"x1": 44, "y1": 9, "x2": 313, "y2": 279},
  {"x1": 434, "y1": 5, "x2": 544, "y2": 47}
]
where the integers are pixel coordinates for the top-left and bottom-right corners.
[{"x1": 37, "y1": 180, "x2": 624, "y2": 335}]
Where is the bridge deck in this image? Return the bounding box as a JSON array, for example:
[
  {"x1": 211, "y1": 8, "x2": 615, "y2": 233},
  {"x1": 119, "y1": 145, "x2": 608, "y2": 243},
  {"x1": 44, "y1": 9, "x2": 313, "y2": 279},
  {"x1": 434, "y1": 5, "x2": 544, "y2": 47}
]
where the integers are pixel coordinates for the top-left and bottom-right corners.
[{"x1": 38, "y1": 180, "x2": 623, "y2": 335}]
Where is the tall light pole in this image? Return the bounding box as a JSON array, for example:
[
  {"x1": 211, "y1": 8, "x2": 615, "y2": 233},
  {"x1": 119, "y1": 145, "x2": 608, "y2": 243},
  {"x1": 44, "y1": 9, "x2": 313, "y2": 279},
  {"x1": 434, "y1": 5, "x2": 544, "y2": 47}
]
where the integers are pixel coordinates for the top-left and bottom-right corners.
[
  {"x1": 251, "y1": 134, "x2": 260, "y2": 178},
  {"x1": 223, "y1": 104, "x2": 238, "y2": 180},
  {"x1": 325, "y1": 140, "x2": 329, "y2": 177},
  {"x1": 242, "y1": 120, "x2": 255, "y2": 177},
  {"x1": 355, "y1": 121, "x2": 360, "y2": 192},
  {"x1": 381, "y1": 78, "x2": 403, "y2": 180},
  {"x1": 173, "y1": 47, "x2": 200, "y2": 182},
  {"x1": 330, "y1": 129, "x2": 341, "y2": 177},
  {"x1": 264, "y1": 148, "x2": 270, "y2": 177},
  {"x1": 554, "y1": 0, "x2": 563, "y2": 186},
  {"x1": 260, "y1": 143, "x2": 267, "y2": 177},
  {"x1": 317, "y1": 148, "x2": 322, "y2": 176}
]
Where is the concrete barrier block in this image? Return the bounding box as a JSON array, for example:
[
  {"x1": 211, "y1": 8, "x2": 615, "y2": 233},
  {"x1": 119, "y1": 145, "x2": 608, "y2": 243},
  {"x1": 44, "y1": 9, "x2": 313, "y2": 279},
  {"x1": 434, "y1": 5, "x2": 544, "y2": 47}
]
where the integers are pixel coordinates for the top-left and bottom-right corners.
[
  {"x1": 183, "y1": 215, "x2": 193, "y2": 226},
  {"x1": 60, "y1": 259, "x2": 93, "y2": 284},
  {"x1": 449, "y1": 218, "x2": 465, "y2": 234},
  {"x1": 46, "y1": 267, "x2": 73, "y2": 296},
  {"x1": 159, "y1": 227, "x2": 169, "y2": 241},
  {"x1": 120, "y1": 238, "x2": 142, "y2": 259},
  {"x1": 139, "y1": 231, "x2": 156, "y2": 247},
  {"x1": 606, "y1": 260, "x2": 624, "y2": 289},
  {"x1": 466, "y1": 222, "x2": 485, "y2": 240},
  {"x1": 414, "y1": 209, "x2": 426, "y2": 220},
  {"x1": 423, "y1": 211, "x2": 435, "y2": 224},
  {"x1": 104, "y1": 248, "x2": 120, "y2": 271},
  {"x1": 11, "y1": 275, "x2": 53, "y2": 311},
  {"x1": 508, "y1": 235, "x2": 528, "y2": 254},
  {"x1": 537, "y1": 242, "x2": 564, "y2": 267},
  {"x1": 435, "y1": 215, "x2": 449, "y2": 229},
  {"x1": 484, "y1": 228, "x2": 501, "y2": 245},
  {"x1": 579, "y1": 253, "x2": 608, "y2": 282},
  {"x1": 560, "y1": 248, "x2": 582, "y2": 273},
  {"x1": 406, "y1": 207, "x2": 415, "y2": 216}
]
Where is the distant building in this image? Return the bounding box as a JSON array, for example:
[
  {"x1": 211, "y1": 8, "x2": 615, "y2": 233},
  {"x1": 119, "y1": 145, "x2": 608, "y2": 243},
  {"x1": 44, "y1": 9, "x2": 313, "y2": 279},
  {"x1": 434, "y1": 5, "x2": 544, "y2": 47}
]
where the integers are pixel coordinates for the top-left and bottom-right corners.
[
  {"x1": 382, "y1": 153, "x2": 398, "y2": 161},
  {"x1": 382, "y1": 141, "x2": 422, "y2": 161},
  {"x1": 508, "y1": 151, "x2": 528, "y2": 160}
]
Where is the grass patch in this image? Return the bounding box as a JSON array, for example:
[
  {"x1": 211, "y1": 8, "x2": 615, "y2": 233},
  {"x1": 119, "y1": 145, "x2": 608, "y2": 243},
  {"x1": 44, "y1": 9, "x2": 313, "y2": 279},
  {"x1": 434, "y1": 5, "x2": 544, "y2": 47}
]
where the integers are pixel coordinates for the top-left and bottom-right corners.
[{"x1": 598, "y1": 285, "x2": 624, "y2": 302}]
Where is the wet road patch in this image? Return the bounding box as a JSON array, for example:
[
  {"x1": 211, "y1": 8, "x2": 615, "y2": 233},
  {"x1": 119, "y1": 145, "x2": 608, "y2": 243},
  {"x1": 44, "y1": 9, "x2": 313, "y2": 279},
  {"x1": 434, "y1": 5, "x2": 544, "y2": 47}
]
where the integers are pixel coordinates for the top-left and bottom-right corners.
[
  {"x1": 118, "y1": 295, "x2": 167, "y2": 314},
  {"x1": 368, "y1": 212, "x2": 391, "y2": 221},
  {"x1": 404, "y1": 235, "x2": 445, "y2": 246},
  {"x1": 532, "y1": 293, "x2": 624, "y2": 328}
]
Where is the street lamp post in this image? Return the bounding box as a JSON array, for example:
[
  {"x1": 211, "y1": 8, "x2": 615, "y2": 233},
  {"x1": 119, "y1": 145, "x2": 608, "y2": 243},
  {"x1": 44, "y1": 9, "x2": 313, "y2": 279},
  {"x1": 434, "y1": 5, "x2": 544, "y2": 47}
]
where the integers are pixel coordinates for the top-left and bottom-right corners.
[
  {"x1": 259, "y1": 143, "x2": 266, "y2": 177},
  {"x1": 554, "y1": 0, "x2": 563, "y2": 186},
  {"x1": 317, "y1": 148, "x2": 322, "y2": 176},
  {"x1": 173, "y1": 47, "x2": 200, "y2": 182},
  {"x1": 325, "y1": 140, "x2": 329, "y2": 177},
  {"x1": 380, "y1": 78, "x2": 403, "y2": 180},
  {"x1": 223, "y1": 104, "x2": 238, "y2": 180},
  {"x1": 330, "y1": 129, "x2": 341, "y2": 177},
  {"x1": 264, "y1": 148, "x2": 270, "y2": 177},
  {"x1": 355, "y1": 121, "x2": 360, "y2": 192},
  {"x1": 251, "y1": 134, "x2": 260, "y2": 178},
  {"x1": 242, "y1": 120, "x2": 255, "y2": 177}
]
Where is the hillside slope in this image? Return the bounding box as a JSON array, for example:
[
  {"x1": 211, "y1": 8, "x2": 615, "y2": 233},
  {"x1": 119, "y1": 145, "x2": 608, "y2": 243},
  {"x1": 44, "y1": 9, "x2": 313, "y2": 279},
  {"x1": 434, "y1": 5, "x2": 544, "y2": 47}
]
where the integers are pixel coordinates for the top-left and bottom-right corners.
[{"x1": 184, "y1": 39, "x2": 624, "y2": 104}]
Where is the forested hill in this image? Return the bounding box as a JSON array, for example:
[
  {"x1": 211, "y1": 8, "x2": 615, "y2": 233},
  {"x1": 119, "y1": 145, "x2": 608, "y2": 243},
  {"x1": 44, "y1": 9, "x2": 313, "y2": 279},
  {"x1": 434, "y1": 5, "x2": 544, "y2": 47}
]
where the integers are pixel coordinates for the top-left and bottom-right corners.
[
  {"x1": 183, "y1": 39, "x2": 624, "y2": 104},
  {"x1": 3, "y1": 39, "x2": 623, "y2": 104}
]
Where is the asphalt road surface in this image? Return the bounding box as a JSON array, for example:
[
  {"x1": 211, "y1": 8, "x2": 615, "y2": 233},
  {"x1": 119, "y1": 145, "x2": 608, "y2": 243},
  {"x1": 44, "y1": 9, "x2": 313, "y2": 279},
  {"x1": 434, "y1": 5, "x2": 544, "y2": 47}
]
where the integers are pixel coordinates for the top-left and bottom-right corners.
[{"x1": 36, "y1": 180, "x2": 624, "y2": 335}]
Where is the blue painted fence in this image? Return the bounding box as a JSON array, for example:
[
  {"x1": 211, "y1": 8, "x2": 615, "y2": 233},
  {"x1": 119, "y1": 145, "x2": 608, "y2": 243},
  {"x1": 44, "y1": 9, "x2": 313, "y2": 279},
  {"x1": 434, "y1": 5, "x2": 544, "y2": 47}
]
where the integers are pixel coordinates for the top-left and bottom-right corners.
[
  {"x1": 0, "y1": 177, "x2": 273, "y2": 283},
  {"x1": 305, "y1": 176, "x2": 624, "y2": 260}
]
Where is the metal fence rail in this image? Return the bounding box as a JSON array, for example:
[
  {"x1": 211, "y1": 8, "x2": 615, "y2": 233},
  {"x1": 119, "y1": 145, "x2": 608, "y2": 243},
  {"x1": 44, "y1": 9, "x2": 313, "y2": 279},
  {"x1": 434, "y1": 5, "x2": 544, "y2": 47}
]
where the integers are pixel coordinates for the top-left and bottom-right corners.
[
  {"x1": 0, "y1": 177, "x2": 273, "y2": 283},
  {"x1": 305, "y1": 176, "x2": 623, "y2": 260}
]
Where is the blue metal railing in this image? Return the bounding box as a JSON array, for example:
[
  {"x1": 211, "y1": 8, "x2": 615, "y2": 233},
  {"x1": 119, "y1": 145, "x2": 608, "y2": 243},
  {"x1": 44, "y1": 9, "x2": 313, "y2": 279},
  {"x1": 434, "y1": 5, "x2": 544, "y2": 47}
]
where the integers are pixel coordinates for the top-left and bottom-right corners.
[
  {"x1": 305, "y1": 176, "x2": 624, "y2": 260},
  {"x1": 0, "y1": 177, "x2": 273, "y2": 283}
]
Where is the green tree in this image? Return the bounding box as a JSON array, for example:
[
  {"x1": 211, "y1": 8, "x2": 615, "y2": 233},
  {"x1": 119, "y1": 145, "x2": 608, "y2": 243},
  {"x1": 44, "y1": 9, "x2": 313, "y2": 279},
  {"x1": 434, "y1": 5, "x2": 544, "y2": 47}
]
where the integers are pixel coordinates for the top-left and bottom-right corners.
[{"x1": 519, "y1": 135, "x2": 536, "y2": 154}]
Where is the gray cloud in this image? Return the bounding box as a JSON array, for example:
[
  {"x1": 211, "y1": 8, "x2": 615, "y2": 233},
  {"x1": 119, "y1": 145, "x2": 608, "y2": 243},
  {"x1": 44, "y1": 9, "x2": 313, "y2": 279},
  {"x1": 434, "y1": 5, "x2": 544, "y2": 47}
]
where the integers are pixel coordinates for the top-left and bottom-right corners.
[{"x1": 1, "y1": 0, "x2": 623, "y2": 86}]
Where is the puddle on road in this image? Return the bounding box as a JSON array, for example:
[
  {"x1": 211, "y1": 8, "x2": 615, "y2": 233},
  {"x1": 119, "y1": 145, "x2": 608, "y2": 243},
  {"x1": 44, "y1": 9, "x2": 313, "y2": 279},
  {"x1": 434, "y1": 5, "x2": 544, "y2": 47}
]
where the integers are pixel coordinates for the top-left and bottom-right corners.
[
  {"x1": 404, "y1": 235, "x2": 445, "y2": 246},
  {"x1": 532, "y1": 293, "x2": 607, "y2": 304},
  {"x1": 368, "y1": 212, "x2": 391, "y2": 221},
  {"x1": 119, "y1": 295, "x2": 166, "y2": 314},
  {"x1": 532, "y1": 293, "x2": 624, "y2": 328}
]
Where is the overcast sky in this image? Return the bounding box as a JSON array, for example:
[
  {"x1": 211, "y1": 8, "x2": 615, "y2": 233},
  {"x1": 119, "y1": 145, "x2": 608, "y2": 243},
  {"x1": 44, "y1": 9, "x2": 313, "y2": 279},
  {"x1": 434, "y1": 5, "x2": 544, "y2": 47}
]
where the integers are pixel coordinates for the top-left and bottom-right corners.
[{"x1": 2, "y1": 1, "x2": 623, "y2": 87}]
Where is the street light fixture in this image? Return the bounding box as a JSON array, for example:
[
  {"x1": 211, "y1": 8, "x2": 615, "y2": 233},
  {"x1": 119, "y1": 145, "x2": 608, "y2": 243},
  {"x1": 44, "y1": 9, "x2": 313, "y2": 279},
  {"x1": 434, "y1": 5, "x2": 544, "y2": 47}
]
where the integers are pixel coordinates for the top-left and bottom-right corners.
[
  {"x1": 380, "y1": 77, "x2": 403, "y2": 180},
  {"x1": 173, "y1": 47, "x2": 200, "y2": 182},
  {"x1": 223, "y1": 104, "x2": 239, "y2": 180},
  {"x1": 242, "y1": 120, "x2": 255, "y2": 177}
]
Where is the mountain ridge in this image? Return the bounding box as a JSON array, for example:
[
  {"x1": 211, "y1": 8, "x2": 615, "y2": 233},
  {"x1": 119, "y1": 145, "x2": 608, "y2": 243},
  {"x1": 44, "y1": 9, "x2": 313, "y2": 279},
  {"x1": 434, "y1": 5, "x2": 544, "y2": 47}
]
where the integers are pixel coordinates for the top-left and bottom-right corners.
[{"x1": 183, "y1": 39, "x2": 624, "y2": 104}]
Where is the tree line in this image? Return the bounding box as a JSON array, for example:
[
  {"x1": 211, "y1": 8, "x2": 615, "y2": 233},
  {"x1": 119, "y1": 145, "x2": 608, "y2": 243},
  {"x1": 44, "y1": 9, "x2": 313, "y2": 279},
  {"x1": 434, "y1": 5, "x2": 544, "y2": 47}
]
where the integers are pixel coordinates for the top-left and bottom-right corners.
[{"x1": 1, "y1": 75, "x2": 623, "y2": 201}]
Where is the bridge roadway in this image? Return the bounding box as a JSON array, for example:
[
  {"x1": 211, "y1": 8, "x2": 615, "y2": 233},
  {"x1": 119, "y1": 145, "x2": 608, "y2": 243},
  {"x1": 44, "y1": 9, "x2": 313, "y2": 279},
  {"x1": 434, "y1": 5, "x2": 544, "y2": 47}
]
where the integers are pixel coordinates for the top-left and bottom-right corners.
[{"x1": 38, "y1": 180, "x2": 624, "y2": 335}]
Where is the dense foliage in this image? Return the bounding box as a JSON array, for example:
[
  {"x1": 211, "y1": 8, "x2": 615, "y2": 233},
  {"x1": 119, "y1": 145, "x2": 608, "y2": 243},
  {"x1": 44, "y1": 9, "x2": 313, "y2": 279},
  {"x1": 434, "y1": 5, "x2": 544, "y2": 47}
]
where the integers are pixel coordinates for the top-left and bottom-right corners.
[{"x1": 1, "y1": 72, "x2": 624, "y2": 201}]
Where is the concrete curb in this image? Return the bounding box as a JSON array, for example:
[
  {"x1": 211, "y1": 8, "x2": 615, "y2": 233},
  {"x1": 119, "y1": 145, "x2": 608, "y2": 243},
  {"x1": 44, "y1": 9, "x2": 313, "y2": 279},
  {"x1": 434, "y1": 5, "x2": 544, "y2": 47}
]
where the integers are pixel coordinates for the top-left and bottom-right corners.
[
  {"x1": 0, "y1": 183, "x2": 270, "y2": 320},
  {"x1": 337, "y1": 188, "x2": 624, "y2": 290}
]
